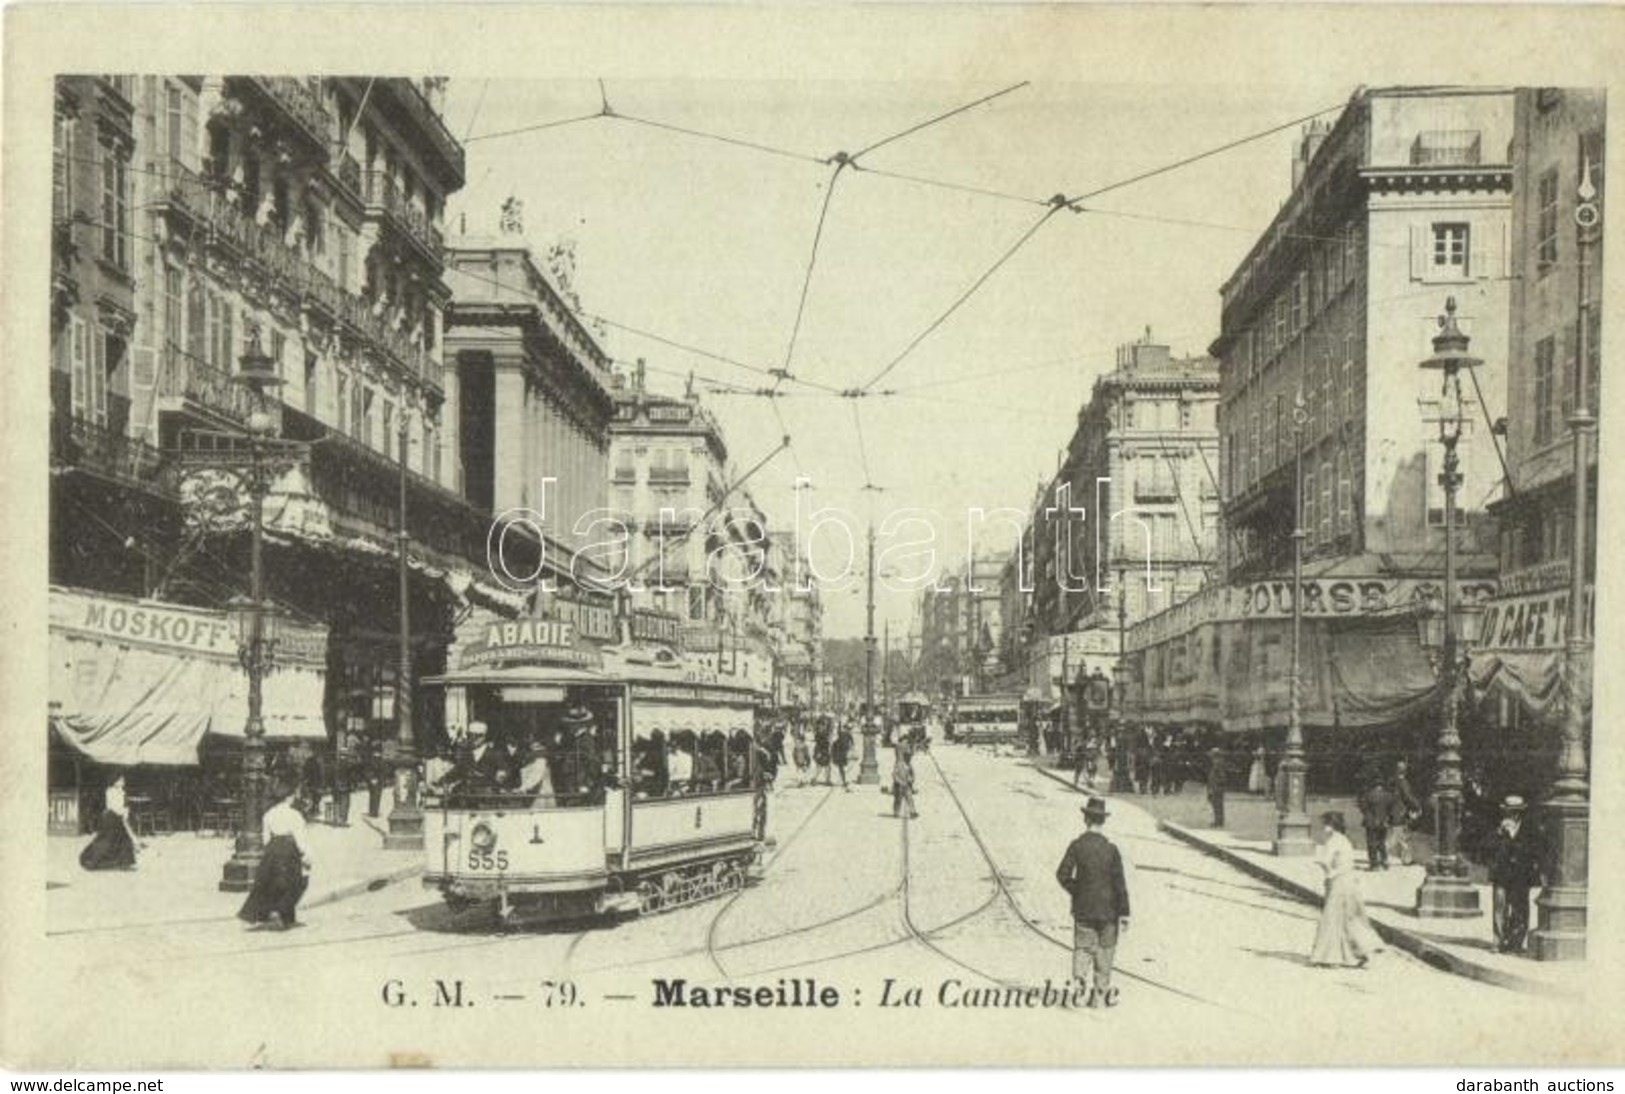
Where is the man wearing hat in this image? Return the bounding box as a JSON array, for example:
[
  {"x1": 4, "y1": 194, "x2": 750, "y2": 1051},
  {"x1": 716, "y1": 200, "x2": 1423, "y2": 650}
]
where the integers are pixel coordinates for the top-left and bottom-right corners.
[
  {"x1": 455, "y1": 721, "x2": 501, "y2": 789},
  {"x1": 1055, "y1": 797, "x2": 1131, "y2": 1005},
  {"x1": 1488, "y1": 795, "x2": 1545, "y2": 954}
]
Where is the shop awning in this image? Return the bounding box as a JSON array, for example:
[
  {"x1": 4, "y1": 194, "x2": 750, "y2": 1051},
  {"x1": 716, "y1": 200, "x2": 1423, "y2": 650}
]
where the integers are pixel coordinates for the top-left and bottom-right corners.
[
  {"x1": 50, "y1": 587, "x2": 327, "y2": 766},
  {"x1": 1467, "y1": 581, "x2": 1593, "y2": 724}
]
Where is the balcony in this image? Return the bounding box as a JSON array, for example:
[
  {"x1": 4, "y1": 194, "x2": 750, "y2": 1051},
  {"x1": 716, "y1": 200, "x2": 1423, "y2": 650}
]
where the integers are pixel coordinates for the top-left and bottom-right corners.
[
  {"x1": 364, "y1": 170, "x2": 444, "y2": 266},
  {"x1": 279, "y1": 406, "x2": 505, "y2": 569},
  {"x1": 150, "y1": 159, "x2": 431, "y2": 385},
  {"x1": 1411, "y1": 130, "x2": 1483, "y2": 167},
  {"x1": 157, "y1": 343, "x2": 279, "y2": 430},
  {"x1": 372, "y1": 79, "x2": 465, "y2": 188},
  {"x1": 323, "y1": 151, "x2": 363, "y2": 206},
  {"x1": 648, "y1": 467, "x2": 692, "y2": 486},
  {"x1": 237, "y1": 77, "x2": 333, "y2": 160},
  {"x1": 52, "y1": 409, "x2": 177, "y2": 496}
]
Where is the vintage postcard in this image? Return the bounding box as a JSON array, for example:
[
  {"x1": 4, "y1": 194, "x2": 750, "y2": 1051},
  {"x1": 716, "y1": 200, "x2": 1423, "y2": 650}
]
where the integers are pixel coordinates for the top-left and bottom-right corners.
[{"x1": 3, "y1": 1, "x2": 1624, "y2": 1072}]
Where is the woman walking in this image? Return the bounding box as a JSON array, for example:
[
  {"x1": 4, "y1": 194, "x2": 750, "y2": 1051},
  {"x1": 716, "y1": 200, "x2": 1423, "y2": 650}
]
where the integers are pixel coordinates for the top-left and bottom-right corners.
[
  {"x1": 238, "y1": 781, "x2": 312, "y2": 930},
  {"x1": 79, "y1": 773, "x2": 138, "y2": 871},
  {"x1": 812, "y1": 725, "x2": 833, "y2": 786},
  {"x1": 1309, "y1": 811, "x2": 1382, "y2": 968},
  {"x1": 1247, "y1": 743, "x2": 1269, "y2": 796},
  {"x1": 891, "y1": 741, "x2": 919, "y2": 819},
  {"x1": 791, "y1": 725, "x2": 811, "y2": 787}
]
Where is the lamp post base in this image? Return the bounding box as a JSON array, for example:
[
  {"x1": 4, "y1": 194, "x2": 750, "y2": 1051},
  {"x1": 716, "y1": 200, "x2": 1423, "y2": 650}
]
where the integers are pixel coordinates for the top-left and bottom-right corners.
[
  {"x1": 384, "y1": 806, "x2": 425, "y2": 851},
  {"x1": 219, "y1": 848, "x2": 262, "y2": 892},
  {"x1": 1416, "y1": 871, "x2": 1482, "y2": 919},
  {"x1": 1273, "y1": 812, "x2": 1315, "y2": 857},
  {"x1": 857, "y1": 728, "x2": 881, "y2": 785},
  {"x1": 1530, "y1": 884, "x2": 1587, "y2": 961}
]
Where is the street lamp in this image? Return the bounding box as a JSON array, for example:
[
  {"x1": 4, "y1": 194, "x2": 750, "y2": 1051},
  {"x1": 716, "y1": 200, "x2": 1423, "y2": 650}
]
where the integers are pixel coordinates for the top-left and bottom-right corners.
[
  {"x1": 1275, "y1": 389, "x2": 1314, "y2": 856},
  {"x1": 1415, "y1": 296, "x2": 1484, "y2": 920},
  {"x1": 1532, "y1": 148, "x2": 1600, "y2": 961},
  {"x1": 384, "y1": 403, "x2": 422, "y2": 851},
  {"x1": 857, "y1": 523, "x2": 881, "y2": 784},
  {"x1": 219, "y1": 331, "x2": 284, "y2": 892}
]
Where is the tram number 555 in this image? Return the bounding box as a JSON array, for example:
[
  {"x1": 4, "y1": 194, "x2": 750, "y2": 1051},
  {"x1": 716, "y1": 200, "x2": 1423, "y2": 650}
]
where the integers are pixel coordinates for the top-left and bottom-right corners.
[{"x1": 468, "y1": 850, "x2": 509, "y2": 872}]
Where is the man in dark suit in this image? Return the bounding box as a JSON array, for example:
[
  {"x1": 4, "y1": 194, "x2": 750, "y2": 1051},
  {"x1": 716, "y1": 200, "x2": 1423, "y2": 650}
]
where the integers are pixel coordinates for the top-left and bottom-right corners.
[
  {"x1": 1206, "y1": 747, "x2": 1228, "y2": 827},
  {"x1": 1055, "y1": 797, "x2": 1130, "y2": 1005},
  {"x1": 1489, "y1": 795, "x2": 1544, "y2": 954}
]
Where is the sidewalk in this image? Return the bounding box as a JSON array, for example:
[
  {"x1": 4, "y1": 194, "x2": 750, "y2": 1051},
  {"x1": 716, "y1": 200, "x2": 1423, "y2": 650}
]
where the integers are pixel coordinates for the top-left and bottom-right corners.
[
  {"x1": 47, "y1": 791, "x2": 424, "y2": 935},
  {"x1": 1030, "y1": 760, "x2": 1585, "y2": 998}
]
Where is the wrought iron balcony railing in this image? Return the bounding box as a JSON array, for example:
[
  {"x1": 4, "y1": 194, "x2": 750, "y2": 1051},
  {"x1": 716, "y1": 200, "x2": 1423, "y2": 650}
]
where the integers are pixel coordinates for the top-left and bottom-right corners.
[
  {"x1": 52, "y1": 408, "x2": 177, "y2": 494},
  {"x1": 157, "y1": 342, "x2": 281, "y2": 429},
  {"x1": 243, "y1": 76, "x2": 334, "y2": 157}
]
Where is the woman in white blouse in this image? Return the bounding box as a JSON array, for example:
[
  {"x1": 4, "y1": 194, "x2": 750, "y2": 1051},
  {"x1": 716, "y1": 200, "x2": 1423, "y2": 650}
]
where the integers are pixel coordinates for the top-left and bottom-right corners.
[
  {"x1": 1309, "y1": 811, "x2": 1382, "y2": 967},
  {"x1": 79, "y1": 773, "x2": 139, "y2": 871},
  {"x1": 237, "y1": 781, "x2": 312, "y2": 929}
]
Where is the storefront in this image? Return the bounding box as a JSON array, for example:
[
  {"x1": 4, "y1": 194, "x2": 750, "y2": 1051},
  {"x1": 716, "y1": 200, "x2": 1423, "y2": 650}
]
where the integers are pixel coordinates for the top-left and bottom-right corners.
[
  {"x1": 48, "y1": 586, "x2": 327, "y2": 834},
  {"x1": 1122, "y1": 570, "x2": 1498, "y2": 789}
]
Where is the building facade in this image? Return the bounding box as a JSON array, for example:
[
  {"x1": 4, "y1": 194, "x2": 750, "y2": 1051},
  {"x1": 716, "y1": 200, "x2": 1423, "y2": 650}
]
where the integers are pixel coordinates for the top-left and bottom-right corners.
[
  {"x1": 47, "y1": 75, "x2": 535, "y2": 828},
  {"x1": 444, "y1": 233, "x2": 616, "y2": 582},
  {"x1": 1123, "y1": 88, "x2": 1516, "y2": 783},
  {"x1": 1472, "y1": 88, "x2": 1603, "y2": 773},
  {"x1": 1000, "y1": 334, "x2": 1221, "y2": 705}
]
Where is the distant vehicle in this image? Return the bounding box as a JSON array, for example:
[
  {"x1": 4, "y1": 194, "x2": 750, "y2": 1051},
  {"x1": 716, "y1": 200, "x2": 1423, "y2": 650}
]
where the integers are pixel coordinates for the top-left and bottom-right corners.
[{"x1": 946, "y1": 694, "x2": 1023, "y2": 745}]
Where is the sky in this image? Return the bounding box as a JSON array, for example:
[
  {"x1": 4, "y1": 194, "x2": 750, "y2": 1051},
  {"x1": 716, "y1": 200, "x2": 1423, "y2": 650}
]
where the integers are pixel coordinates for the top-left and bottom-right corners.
[{"x1": 439, "y1": 78, "x2": 1354, "y2": 638}]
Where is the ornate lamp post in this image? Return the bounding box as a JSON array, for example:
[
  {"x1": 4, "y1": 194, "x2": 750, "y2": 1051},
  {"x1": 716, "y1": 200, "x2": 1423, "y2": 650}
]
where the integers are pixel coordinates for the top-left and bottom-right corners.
[
  {"x1": 1531, "y1": 150, "x2": 1599, "y2": 961},
  {"x1": 1275, "y1": 389, "x2": 1314, "y2": 856},
  {"x1": 1415, "y1": 297, "x2": 1484, "y2": 920},
  {"x1": 857, "y1": 523, "x2": 881, "y2": 784},
  {"x1": 220, "y1": 332, "x2": 285, "y2": 892},
  {"x1": 384, "y1": 404, "x2": 422, "y2": 850}
]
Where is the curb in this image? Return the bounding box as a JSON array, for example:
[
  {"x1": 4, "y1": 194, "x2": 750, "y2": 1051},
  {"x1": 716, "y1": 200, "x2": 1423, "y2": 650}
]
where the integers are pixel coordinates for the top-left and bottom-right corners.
[
  {"x1": 1027, "y1": 760, "x2": 1573, "y2": 999},
  {"x1": 1155, "y1": 819, "x2": 1575, "y2": 999}
]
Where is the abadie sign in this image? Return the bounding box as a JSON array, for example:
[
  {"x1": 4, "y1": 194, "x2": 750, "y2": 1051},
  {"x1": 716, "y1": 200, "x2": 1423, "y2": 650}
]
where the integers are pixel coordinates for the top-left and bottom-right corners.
[{"x1": 463, "y1": 618, "x2": 600, "y2": 669}]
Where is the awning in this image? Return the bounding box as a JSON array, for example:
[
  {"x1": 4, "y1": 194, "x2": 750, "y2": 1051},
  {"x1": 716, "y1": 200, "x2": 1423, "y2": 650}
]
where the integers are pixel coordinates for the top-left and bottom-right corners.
[
  {"x1": 1467, "y1": 581, "x2": 1593, "y2": 724},
  {"x1": 50, "y1": 587, "x2": 327, "y2": 766}
]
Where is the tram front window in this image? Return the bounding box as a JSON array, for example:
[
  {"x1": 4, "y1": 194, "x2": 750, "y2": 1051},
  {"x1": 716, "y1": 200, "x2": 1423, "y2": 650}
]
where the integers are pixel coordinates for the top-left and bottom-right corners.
[{"x1": 444, "y1": 687, "x2": 621, "y2": 807}]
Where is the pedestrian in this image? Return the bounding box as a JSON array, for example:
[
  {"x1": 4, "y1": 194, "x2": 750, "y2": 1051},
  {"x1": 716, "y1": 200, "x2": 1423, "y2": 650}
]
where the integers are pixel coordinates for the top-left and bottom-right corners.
[
  {"x1": 1247, "y1": 742, "x2": 1268, "y2": 795},
  {"x1": 1308, "y1": 811, "x2": 1381, "y2": 968},
  {"x1": 1054, "y1": 796, "x2": 1130, "y2": 1006},
  {"x1": 1489, "y1": 796, "x2": 1544, "y2": 955},
  {"x1": 791, "y1": 725, "x2": 811, "y2": 786},
  {"x1": 813, "y1": 725, "x2": 833, "y2": 786},
  {"x1": 238, "y1": 780, "x2": 312, "y2": 931},
  {"x1": 330, "y1": 750, "x2": 353, "y2": 827},
  {"x1": 891, "y1": 741, "x2": 918, "y2": 819},
  {"x1": 1389, "y1": 759, "x2": 1421, "y2": 867},
  {"x1": 79, "y1": 773, "x2": 138, "y2": 871},
  {"x1": 1358, "y1": 774, "x2": 1396, "y2": 870},
  {"x1": 832, "y1": 723, "x2": 854, "y2": 791},
  {"x1": 363, "y1": 739, "x2": 388, "y2": 817},
  {"x1": 1206, "y1": 747, "x2": 1227, "y2": 827}
]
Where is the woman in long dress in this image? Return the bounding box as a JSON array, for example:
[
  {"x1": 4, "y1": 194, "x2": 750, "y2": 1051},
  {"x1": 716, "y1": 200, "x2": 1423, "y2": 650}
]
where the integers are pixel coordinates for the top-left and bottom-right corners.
[
  {"x1": 238, "y1": 782, "x2": 311, "y2": 930},
  {"x1": 79, "y1": 773, "x2": 138, "y2": 871},
  {"x1": 1309, "y1": 811, "x2": 1382, "y2": 967},
  {"x1": 1247, "y1": 744, "x2": 1269, "y2": 795}
]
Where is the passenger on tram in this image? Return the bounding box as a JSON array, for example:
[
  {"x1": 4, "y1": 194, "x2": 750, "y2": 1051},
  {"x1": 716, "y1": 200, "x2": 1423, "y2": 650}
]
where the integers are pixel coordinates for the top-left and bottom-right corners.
[
  {"x1": 728, "y1": 728, "x2": 754, "y2": 788},
  {"x1": 633, "y1": 730, "x2": 670, "y2": 798},
  {"x1": 560, "y1": 707, "x2": 602, "y2": 801},
  {"x1": 423, "y1": 742, "x2": 457, "y2": 793},
  {"x1": 518, "y1": 744, "x2": 557, "y2": 807},
  {"x1": 668, "y1": 731, "x2": 696, "y2": 794},
  {"x1": 493, "y1": 731, "x2": 533, "y2": 791},
  {"x1": 698, "y1": 730, "x2": 727, "y2": 793},
  {"x1": 455, "y1": 722, "x2": 502, "y2": 788}
]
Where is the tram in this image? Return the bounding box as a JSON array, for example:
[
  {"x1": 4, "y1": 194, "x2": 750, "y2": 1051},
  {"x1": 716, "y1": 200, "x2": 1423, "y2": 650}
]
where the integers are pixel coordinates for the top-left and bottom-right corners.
[
  {"x1": 945, "y1": 693, "x2": 1023, "y2": 745},
  {"x1": 420, "y1": 607, "x2": 769, "y2": 925}
]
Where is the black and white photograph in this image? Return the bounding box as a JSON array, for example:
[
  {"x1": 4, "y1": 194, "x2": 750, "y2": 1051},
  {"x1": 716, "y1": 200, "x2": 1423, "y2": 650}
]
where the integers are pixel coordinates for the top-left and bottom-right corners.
[{"x1": 2, "y1": 2, "x2": 1622, "y2": 1076}]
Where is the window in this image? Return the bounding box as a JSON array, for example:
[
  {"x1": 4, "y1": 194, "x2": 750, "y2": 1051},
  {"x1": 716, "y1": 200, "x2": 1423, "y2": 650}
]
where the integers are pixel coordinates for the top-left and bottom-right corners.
[
  {"x1": 1180, "y1": 401, "x2": 1193, "y2": 430},
  {"x1": 1432, "y1": 223, "x2": 1470, "y2": 277},
  {"x1": 1534, "y1": 336, "x2": 1557, "y2": 446},
  {"x1": 1343, "y1": 221, "x2": 1359, "y2": 285},
  {"x1": 1274, "y1": 295, "x2": 1288, "y2": 348},
  {"x1": 100, "y1": 143, "x2": 129, "y2": 270},
  {"x1": 1318, "y1": 459, "x2": 1333, "y2": 544},
  {"x1": 1343, "y1": 334, "x2": 1357, "y2": 423},
  {"x1": 270, "y1": 329, "x2": 286, "y2": 380},
  {"x1": 362, "y1": 388, "x2": 376, "y2": 449},
  {"x1": 687, "y1": 584, "x2": 707, "y2": 621},
  {"x1": 166, "y1": 83, "x2": 184, "y2": 163},
  {"x1": 1537, "y1": 170, "x2": 1559, "y2": 272},
  {"x1": 350, "y1": 380, "x2": 364, "y2": 441},
  {"x1": 52, "y1": 111, "x2": 73, "y2": 222},
  {"x1": 336, "y1": 372, "x2": 348, "y2": 434},
  {"x1": 163, "y1": 268, "x2": 183, "y2": 349},
  {"x1": 187, "y1": 280, "x2": 206, "y2": 362},
  {"x1": 304, "y1": 352, "x2": 318, "y2": 414},
  {"x1": 67, "y1": 316, "x2": 89, "y2": 419},
  {"x1": 1248, "y1": 411, "x2": 1259, "y2": 487},
  {"x1": 1337, "y1": 449, "x2": 1354, "y2": 536},
  {"x1": 1291, "y1": 272, "x2": 1306, "y2": 331},
  {"x1": 382, "y1": 400, "x2": 395, "y2": 458}
]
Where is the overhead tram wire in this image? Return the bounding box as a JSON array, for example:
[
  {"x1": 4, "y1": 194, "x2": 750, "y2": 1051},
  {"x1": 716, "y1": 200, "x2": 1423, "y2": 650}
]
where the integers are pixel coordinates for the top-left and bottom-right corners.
[
  {"x1": 776, "y1": 158, "x2": 850, "y2": 390},
  {"x1": 849, "y1": 81, "x2": 1030, "y2": 161},
  {"x1": 851, "y1": 102, "x2": 1352, "y2": 396}
]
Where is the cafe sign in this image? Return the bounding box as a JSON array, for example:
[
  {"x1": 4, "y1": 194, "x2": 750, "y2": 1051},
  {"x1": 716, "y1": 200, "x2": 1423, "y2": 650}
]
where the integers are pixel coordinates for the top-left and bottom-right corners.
[{"x1": 1478, "y1": 585, "x2": 1594, "y2": 652}]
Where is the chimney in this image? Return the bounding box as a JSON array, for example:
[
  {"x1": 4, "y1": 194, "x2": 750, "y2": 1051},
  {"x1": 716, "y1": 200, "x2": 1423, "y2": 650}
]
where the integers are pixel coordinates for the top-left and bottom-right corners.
[
  {"x1": 1292, "y1": 118, "x2": 1331, "y2": 189},
  {"x1": 1117, "y1": 329, "x2": 1171, "y2": 372}
]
